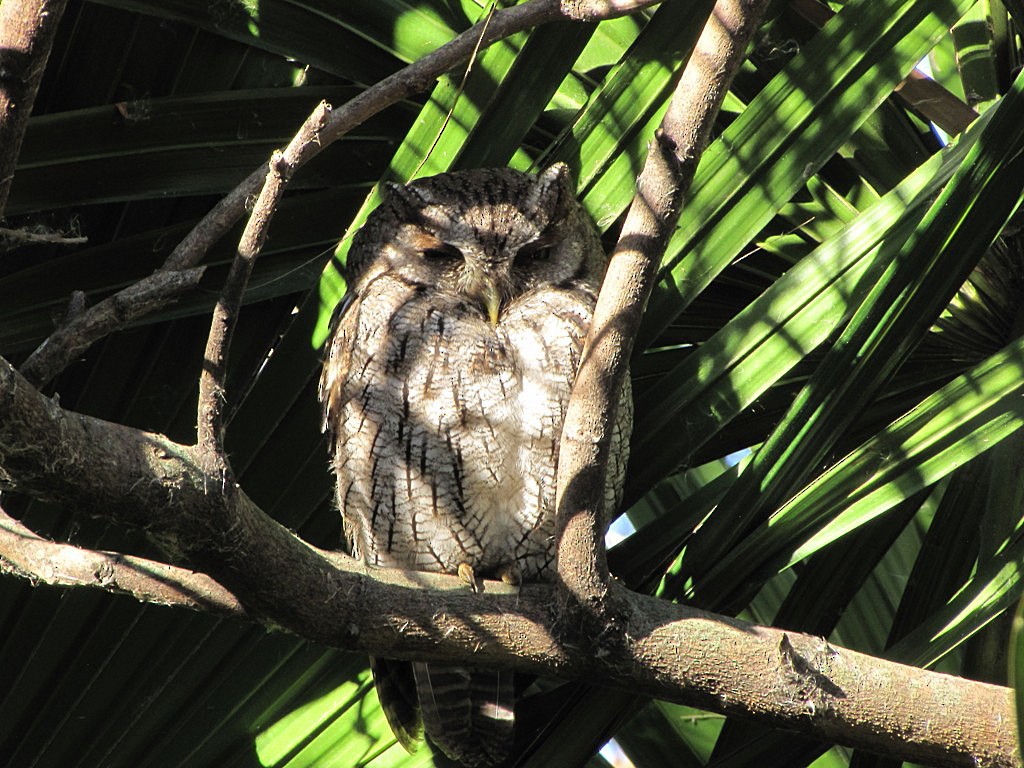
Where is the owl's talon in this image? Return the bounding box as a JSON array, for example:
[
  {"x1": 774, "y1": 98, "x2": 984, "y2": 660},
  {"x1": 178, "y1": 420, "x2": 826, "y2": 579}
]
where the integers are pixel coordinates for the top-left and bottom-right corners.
[
  {"x1": 499, "y1": 564, "x2": 521, "y2": 587},
  {"x1": 458, "y1": 563, "x2": 481, "y2": 592}
]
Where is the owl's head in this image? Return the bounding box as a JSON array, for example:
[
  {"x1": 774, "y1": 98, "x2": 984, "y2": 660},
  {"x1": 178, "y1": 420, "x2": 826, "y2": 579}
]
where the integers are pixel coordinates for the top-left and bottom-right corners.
[{"x1": 347, "y1": 164, "x2": 606, "y2": 324}]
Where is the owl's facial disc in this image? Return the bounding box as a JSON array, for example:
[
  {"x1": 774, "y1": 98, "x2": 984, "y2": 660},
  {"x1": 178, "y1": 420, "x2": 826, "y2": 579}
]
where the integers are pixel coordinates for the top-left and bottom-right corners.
[{"x1": 405, "y1": 229, "x2": 506, "y2": 324}]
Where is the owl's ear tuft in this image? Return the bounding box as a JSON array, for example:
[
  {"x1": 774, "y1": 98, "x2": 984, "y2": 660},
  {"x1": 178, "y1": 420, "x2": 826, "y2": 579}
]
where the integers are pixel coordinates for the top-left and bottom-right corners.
[
  {"x1": 526, "y1": 163, "x2": 574, "y2": 221},
  {"x1": 382, "y1": 181, "x2": 430, "y2": 220}
]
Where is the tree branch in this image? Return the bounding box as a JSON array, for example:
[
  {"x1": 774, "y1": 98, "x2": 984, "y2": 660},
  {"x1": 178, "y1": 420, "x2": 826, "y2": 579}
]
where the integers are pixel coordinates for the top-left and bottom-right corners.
[
  {"x1": 0, "y1": 353, "x2": 1017, "y2": 767},
  {"x1": 15, "y1": 0, "x2": 666, "y2": 390},
  {"x1": 19, "y1": 267, "x2": 206, "y2": 388},
  {"x1": 554, "y1": 0, "x2": 771, "y2": 610},
  {"x1": 0, "y1": 505, "x2": 244, "y2": 615},
  {"x1": 197, "y1": 108, "x2": 336, "y2": 462},
  {"x1": 0, "y1": 0, "x2": 70, "y2": 219},
  {"x1": 197, "y1": 145, "x2": 296, "y2": 460},
  {"x1": 0, "y1": 225, "x2": 87, "y2": 250}
]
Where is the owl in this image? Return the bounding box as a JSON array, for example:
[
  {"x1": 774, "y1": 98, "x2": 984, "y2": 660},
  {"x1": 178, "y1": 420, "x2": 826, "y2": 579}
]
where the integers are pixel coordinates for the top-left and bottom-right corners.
[{"x1": 320, "y1": 164, "x2": 632, "y2": 767}]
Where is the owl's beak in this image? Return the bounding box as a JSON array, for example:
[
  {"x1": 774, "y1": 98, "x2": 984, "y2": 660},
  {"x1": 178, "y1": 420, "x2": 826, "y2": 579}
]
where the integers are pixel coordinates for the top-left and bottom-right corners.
[
  {"x1": 480, "y1": 279, "x2": 501, "y2": 325},
  {"x1": 463, "y1": 269, "x2": 502, "y2": 325}
]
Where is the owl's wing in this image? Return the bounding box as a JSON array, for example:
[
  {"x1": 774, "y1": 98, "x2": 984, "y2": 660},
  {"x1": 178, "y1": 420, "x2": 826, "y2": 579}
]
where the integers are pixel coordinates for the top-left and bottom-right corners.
[
  {"x1": 327, "y1": 290, "x2": 356, "y2": 333},
  {"x1": 318, "y1": 290, "x2": 358, "y2": 435}
]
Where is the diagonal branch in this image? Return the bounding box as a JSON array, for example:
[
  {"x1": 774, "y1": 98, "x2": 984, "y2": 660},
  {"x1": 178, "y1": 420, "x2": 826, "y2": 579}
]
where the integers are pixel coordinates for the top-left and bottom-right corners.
[
  {"x1": 0, "y1": 352, "x2": 1016, "y2": 768},
  {"x1": 19, "y1": 268, "x2": 207, "y2": 389},
  {"x1": 555, "y1": 0, "x2": 772, "y2": 609},
  {"x1": 16, "y1": 0, "x2": 667, "y2": 390}
]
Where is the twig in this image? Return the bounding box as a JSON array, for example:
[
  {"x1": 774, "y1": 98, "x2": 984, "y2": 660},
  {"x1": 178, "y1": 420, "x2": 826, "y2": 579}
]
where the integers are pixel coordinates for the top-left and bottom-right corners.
[
  {"x1": 560, "y1": 0, "x2": 660, "y2": 19},
  {"x1": 0, "y1": 505, "x2": 244, "y2": 615},
  {"x1": 197, "y1": 103, "x2": 333, "y2": 461},
  {"x1": 196, "y1": 138, "x2": 306, "y2": 461},
  {"x1": 0, "y1": 226, "x2": 87, "y2": 250},
  {"x1": 0, "y1": 0, "x2": 70, "y2": 219},
  {"x1": 15, "y1": 0, "x2": 665, "y2": 390},
  {"x1": 554, "y1": 0, "x2": 772, "y2": 609}
]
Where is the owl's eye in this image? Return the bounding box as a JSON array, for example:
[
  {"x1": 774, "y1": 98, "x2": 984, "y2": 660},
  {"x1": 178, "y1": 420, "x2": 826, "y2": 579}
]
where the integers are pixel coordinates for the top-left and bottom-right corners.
[
  {"x1": 514, "y1": 242, "x2": 552, "y2": 264},
  {"x1": 422, "y1": 243, "x2": 463, "y2": 261}
]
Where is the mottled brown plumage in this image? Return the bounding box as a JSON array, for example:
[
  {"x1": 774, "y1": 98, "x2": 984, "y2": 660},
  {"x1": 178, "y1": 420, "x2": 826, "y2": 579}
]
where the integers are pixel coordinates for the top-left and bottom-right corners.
[{"x1": 320, "y1": 164, "x2": 631, "y2": 767}]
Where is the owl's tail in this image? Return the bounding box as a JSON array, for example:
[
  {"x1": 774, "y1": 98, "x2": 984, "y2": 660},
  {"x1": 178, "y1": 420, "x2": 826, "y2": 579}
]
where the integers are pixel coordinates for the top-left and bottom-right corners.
[
  {"x1": 369, "y1": 657, "x2": 423, "y2": 752},
  {"x1": 413, "y1": 662, "x2": 515, "y2": 767}
]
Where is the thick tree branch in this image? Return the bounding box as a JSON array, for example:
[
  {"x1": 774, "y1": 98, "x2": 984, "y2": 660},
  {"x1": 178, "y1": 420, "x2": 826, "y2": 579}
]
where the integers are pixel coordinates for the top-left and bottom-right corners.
[
  {"x1": 555, "y1": 0, "x2": 770, "y2": 609},
  {"x1": 0, "y1": 0, "x2": 69, "y2": 219},
  {"x1": 16, "y1": 0, "x2": 666, "y2": 390},
  {"x1": 0, "y1": 354, "x2": 1017, "y2": 767}
]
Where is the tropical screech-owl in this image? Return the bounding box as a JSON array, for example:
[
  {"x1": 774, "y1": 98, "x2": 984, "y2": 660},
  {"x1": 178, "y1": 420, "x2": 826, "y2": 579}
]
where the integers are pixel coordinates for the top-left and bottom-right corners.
[{"x1": 320, "y1": 164, "x2": 632, "y2": 767}]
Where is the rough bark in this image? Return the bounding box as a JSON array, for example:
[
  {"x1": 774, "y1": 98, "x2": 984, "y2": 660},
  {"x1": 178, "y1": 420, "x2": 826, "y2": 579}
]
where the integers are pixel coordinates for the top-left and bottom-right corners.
[{"x1": 0, "y1": 507, "x2": 244, "y2": 615}]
